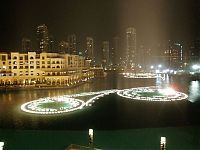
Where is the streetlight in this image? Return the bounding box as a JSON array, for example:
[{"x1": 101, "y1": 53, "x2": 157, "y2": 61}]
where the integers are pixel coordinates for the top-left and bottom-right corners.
[
  {"x1": 89, "y1": 129, "x2": 93, "y2": 149},
  {"x1": 0, "y1": 142, "x2": 4, "y2": 150},
  {"x1": 160, "y1": 137, "x2": 166, "y2": 150}
]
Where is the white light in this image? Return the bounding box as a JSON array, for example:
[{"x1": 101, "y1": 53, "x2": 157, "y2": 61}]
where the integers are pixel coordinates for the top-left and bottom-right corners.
[
  {"x1": 163, "y1": 69, "x2": 169, "y2": 73},
  {"x1": 161, "y1": 137, "x2": 166, "y2": 144},
  {"x1": 150, "y1": 65, "x2": 154, "y2": 69},
  {"x1": 158, "y1": 64, "x2": 162, "y2": 68},
  {"x1": 158, "y1": 88, "x2": 176, "y2": 96},
  {"x1": 89, "y1": 129, "x2": 93, "y2": 136},
  {"x1": 0, "y1": 142, "x2": 4, "y2": 150},
  {"x1": 192, "y1": 65, "x2": 200, "y2": 70},
  {"x1": 156, "y1": 69, "x2": 160, "y2": 73}
]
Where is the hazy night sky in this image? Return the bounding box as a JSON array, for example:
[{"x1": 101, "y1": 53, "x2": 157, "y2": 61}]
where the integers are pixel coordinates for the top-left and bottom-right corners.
[{"x1": 0, "y1": 0, "x2": 199, "y2": 50}]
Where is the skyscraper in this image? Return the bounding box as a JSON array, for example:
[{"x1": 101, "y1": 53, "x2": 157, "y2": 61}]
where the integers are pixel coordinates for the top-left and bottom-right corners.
[
  {"x1": 36, "y1": 24, "x2": 49, "y2": 53},
  {"x1": 102, "y1": 41, "x2": 109, "y2": 69},
  {"x1": 189, "y1": 39, "x2": 200, "y2": 64},
  {"x1": 48, "y1": 35, "x2": 55, "y2": 52},
  {"x1": 86, "y1": 37, "x2": 94, "y2": 61},
  {"x1": 68, "y1": 34, "x2": 77, "y2": 55},
  {"x1": 59, "y1": 41, "x2": 69, "y2": 53},
  {"x1": 21, "y1": 37, "x2": 32, "y2": 53},
  {"x1": 126, "y1": 27, "x2": 136, "y2": 69},
  {"x1": 165, "y1": 41, "x2": 183, "y2": 69},
  {"x1": 111, "y1": 36, "x2": 120, "y2": 66}
]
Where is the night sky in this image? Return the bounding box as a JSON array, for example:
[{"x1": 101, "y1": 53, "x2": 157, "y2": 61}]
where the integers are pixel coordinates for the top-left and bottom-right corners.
[{"x1": 0, "y1": 0, "x2": 199, "y2": 50}]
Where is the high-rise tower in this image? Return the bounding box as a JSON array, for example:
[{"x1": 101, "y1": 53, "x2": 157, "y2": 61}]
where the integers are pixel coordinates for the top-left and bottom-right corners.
[
  {"x1": 68, "y1": 34, "x2": 77, "y2": 55},
  {"x1": 59, "y1": 41, "x2": 69, "y2": 54},
  {"x1": 86, "y1": 37, "x2": 94, "y2": 61},
  {"x1": 36, "y1": 24, "x2": 49, "y2": 53},
  {"x1": 21, "y1": 37, "x2": 32, "y2": 53},
  {"x1": 102, "y1": 41, "x2": 110, "y2": 69},
  {"x1": 111, "y1": 36, "x2": 121, "y2": 66},
  {"x1": 126, "y1": 27, "x2": 136, "y2": 69}
]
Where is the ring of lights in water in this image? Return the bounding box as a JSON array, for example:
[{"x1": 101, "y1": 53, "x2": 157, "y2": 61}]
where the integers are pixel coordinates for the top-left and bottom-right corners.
[
  {"x1": 117, "y1": 86, "x2": 188, "y2": 101},
  {"x1": 21, "y1": 87, "x2": 188, "y2": 114},
  {"x1": 21, "y1": 96, "x2": 85, "y2": 114}
]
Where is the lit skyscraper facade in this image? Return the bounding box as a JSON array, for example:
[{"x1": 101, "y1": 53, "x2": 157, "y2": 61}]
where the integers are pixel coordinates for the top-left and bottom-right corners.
[
  {"x1": 36, "y1": 24, "x2": 49, "y2": 53},
  {"x1": 112, "y1": 36, "x2": 120, "y2": 66},
  {"x1": 165, "y1": 41, "x2": 183, "y2": 69},
  {"x1": 68, "y1": 34, "x2": 77, "y2": 55},
  {"x1": 189, "y1": 39, "x2": 200, "y2": 64},
  {"x1": 86, "y1": 37, "x2": 94, "y2": 61},
  {"x1": 102, "y1": 41, "x2": 109, "y2": 69},
  {"x1": 126, "y1": 27, "x2": 136, "y2": 69}
]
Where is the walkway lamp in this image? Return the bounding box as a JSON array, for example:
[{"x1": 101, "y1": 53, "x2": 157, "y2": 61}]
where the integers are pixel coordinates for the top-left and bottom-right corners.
[
  {"x1": 0, "y1": 142, "x2": 4, "y2": 150},
  {"x1": 160, "y1": 137, "x2": 166, "y2": 150},
  {"x1": 89, "y1": 129, "x2": 94, "y2": 149}
]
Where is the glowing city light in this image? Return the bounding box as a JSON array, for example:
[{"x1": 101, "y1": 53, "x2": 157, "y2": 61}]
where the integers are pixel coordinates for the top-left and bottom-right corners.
[
  {"x1": 117, "y1": 87, "x2": 188, "y2": 101},
  {"x1": 21, "y1": 87, "x2": 188, "y2": 115},
  {"x1": 0, "y1": 142, "x2": 4, "y2": 150},
  {"x1": 192, "y1": 64, "x2": 200, "y2": 70},
  {"x1": 122, "y1": 73, "x2": 158, "y2": 79},
  {"x1": 160, "y1": 137, "x2": 166, "y2": 150},
  {"x1": 21, "y1": 97, "x2": 85, "y2": 114}
]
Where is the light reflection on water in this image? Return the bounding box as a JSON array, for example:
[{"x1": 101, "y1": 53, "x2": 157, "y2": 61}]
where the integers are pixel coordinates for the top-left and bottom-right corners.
[
  {"x1": 0, "y1": 74, "x2": 200, "y2": 129},
  {"x1": 188, "y1": 81, "x2": 200, "y2": 103}
]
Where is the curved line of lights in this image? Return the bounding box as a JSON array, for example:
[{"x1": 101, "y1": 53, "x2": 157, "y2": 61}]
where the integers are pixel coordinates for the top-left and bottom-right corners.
[
  {"x1": 117, "y1": 87, "x2": 188, "y2": 101},
  {"x1": 21, "y1": 87, "x2": 188, "y2": 115},
  {"x1": 21, "y1": 97, "x2": 85, "y2": 114}
]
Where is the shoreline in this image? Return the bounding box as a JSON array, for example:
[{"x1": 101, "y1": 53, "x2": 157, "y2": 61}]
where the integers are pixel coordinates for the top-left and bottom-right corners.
[{"x1": 0, "y1": 79, "x2": 93, "y2": 92}]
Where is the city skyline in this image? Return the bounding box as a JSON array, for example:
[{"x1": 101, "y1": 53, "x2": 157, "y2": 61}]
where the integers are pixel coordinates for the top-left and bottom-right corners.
[{"x1": 0, "y1": 0, "x2": 199, "y2": 51}]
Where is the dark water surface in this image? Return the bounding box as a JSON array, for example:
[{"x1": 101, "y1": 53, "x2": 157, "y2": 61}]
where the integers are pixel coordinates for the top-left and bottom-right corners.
[{"x1": 1, "y1": 73, "x2": 200, "y2": 149}]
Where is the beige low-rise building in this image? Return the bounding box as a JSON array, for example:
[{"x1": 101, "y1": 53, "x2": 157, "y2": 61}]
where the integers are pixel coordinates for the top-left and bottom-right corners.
[{"x1": 0, "y1": 52, "x2": 93, "y2": 86}]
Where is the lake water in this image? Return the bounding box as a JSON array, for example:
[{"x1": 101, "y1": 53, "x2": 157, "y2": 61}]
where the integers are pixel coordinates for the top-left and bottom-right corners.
[{"x1": 0, "y1": 73, "x2": 200, "y2": 149}]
